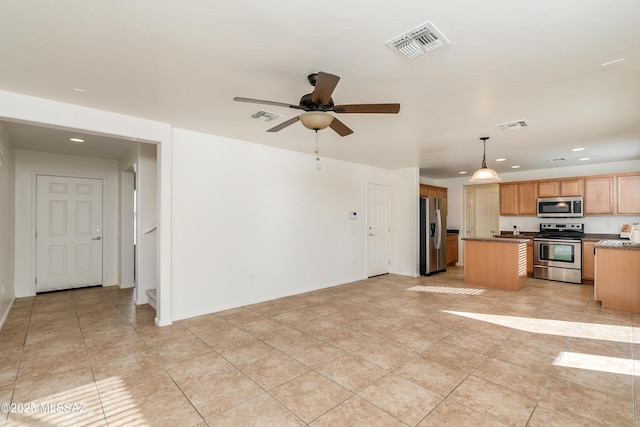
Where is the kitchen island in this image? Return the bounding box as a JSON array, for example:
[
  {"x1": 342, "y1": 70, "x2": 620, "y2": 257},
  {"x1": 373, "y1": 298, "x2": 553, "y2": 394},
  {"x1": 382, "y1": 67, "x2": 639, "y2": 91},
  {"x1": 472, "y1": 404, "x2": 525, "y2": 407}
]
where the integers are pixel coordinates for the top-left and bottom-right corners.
[
  {"x1": 594, "y1": 241, "x2": 640, "y2": 313},
  {"x1": 463, "y1": 237, "x2": 529, "y2": 291}
]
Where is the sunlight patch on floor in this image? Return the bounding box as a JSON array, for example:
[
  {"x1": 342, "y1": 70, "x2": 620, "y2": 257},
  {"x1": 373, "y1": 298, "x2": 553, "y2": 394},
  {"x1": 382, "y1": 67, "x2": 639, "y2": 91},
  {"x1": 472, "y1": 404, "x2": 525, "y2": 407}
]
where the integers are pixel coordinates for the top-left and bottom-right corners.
[
  {"x1": 443, "y1": 310, "x2": 632, "y2": 344},
  {"x1": 407, "y1": 286, "x2": 485, "y2": 295},
  {"x1": 97, "y1": 376, "x2": 147, "y2": 425},
  {"x1": 8, "y1": 382, "x2": 103, "y2": 426},
  {"x1": 554, "y1": 351, "x2": 635, "y2": 376},
  {"x1": 7, "y1": 377, "x2": 145, "y2": 426}
]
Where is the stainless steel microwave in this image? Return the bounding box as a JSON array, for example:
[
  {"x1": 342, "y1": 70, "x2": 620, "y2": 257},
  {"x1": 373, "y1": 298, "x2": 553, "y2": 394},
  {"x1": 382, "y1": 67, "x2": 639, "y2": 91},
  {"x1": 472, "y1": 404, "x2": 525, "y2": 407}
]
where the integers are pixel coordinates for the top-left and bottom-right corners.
[{"x1": 537, "y1": 197, "x2": 584, "y2": 218}]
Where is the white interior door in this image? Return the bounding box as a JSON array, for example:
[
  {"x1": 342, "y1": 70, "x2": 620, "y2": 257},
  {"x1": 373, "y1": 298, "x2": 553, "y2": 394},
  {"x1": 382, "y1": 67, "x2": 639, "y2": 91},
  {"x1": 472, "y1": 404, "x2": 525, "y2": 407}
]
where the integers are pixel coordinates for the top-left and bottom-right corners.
[
  {"x1": 367, "y1": 183, "x2": 390, "y2": 277},
  {"x1": 36, "y1": 175, "x2": 103, "y2": 292},
  {"x1": 465, "y1": 188, "x2": 475, "y2": 238}
]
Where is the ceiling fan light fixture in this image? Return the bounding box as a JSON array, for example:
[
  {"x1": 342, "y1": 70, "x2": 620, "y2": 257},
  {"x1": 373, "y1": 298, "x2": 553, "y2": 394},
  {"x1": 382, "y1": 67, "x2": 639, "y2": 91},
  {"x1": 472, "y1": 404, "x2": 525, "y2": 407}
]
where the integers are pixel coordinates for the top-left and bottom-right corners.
[
  {"x1": 470, "y1": 137, "x2": 501, "y2": 182},
  {"x1": 299, "y1": 112, "x2": 334, "y2": 130}
]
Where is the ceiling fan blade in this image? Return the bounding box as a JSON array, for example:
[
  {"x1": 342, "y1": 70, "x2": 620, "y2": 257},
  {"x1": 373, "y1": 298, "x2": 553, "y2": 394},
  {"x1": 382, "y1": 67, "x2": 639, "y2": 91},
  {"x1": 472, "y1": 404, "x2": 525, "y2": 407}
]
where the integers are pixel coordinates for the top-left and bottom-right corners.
[
  {"x1": 311, "y1": 72, "x2": 340, "y2": 106},
  {"x1": 329, "y1": 117, "x2": 354, "y2": 137},
  {"x1": 267, "y1": 116, "x2": 300, "y2": 132},
  {"x1": 333, "y1": 103, "x2": 401, "y2": 114},
  {"x1": 234, "y1": 97, "x2": 303, "y2": 110}
]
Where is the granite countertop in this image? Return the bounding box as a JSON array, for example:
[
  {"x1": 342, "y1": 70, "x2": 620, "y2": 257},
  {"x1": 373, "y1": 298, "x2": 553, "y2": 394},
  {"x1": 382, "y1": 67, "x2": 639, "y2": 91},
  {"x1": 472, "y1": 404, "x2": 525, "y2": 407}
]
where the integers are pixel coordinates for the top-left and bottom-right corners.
[
  {"x1": 495, "y1": 233, "x2": 537, "y2": 239},
  {"x1": 496, "y1": 232, "x2": 623, "y2": 241},
  {"x1": 462, "y1": 237, "x2": 531, "y2": 244},
  {"x1": 595, "y1": 240, "x2": 640, "y2": 251}
]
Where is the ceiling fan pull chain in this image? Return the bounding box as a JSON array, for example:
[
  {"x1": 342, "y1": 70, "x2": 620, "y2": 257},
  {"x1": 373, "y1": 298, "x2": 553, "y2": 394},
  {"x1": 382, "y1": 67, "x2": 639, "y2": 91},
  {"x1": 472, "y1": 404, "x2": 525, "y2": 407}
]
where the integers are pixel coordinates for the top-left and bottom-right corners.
[{"x1": 314, "y1": 130, "x2": 322, "y2": 170}]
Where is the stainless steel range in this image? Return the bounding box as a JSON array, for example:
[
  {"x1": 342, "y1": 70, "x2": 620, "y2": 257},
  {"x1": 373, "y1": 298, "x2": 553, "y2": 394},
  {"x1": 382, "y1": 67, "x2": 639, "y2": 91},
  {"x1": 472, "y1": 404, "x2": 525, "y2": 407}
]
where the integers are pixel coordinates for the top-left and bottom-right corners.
[{"x1": 533, "y1": 223, "x2": 584, "y2": 284}]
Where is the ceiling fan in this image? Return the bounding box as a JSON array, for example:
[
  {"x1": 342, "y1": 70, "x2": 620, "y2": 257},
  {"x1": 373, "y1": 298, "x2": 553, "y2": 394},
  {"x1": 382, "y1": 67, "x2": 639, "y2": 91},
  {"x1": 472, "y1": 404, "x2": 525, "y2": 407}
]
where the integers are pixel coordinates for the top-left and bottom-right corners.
[{"x1": 234, "y1": 71, "x2": 400, "y2": 137}]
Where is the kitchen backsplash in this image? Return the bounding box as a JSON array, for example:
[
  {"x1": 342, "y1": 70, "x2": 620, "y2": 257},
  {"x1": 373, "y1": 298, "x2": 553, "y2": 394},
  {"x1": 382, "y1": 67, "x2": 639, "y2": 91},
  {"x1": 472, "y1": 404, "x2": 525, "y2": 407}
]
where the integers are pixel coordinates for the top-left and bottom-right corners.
[{"x1": 500, "y1": 215, "x2": 640, "y2": 234}]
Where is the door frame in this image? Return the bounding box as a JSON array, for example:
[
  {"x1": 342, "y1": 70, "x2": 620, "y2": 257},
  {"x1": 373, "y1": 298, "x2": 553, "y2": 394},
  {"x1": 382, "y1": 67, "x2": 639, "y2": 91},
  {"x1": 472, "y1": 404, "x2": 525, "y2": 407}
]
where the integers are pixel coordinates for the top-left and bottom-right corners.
[
  {"x1": 1, "y1": 91, "x2": 172, "y2": 326},
  {"x1": 31, "y1": 172, "x2": 107, "y2": 293}
]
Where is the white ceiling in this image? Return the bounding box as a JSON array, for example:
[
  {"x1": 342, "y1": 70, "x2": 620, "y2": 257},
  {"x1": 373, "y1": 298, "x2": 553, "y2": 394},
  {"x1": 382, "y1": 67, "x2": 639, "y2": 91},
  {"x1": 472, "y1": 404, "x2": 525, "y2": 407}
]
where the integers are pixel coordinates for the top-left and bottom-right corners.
[{"x1": 1, "y1": 1, "x2": 638, "y2": 178}]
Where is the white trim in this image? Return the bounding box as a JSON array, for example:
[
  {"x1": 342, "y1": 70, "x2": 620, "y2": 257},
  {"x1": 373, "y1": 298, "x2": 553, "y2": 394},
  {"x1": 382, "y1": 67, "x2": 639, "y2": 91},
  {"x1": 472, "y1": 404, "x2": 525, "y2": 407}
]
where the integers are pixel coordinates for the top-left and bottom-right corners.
[{"x1": 0, "y1": 298, "x2": 15, "y2": 330}]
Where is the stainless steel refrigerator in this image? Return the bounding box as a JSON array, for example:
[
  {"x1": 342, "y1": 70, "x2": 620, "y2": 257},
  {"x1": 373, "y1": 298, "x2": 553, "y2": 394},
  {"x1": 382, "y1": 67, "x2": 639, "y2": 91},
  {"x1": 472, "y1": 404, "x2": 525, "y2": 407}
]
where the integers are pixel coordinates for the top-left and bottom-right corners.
[{"x1": 420, "y1": 197, "x2": 447, "y2": 275}]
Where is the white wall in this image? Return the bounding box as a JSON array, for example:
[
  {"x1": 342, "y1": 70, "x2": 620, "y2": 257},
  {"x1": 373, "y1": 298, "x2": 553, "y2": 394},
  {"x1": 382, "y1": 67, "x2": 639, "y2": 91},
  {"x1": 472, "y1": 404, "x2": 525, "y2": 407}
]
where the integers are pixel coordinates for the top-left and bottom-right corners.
[
  {"x1": 0, "y1": 122, "x2": 15, "y2": 326},
  {"x1": 170, "y1": 128, "x2": 393, "y2": 320},
  {"x1": 14, "y1": 150, "x2": 119, "y2": 296},
  {"x1": 390, "y1": 168, "x2": 420, "y2": 276},
  {"x1": 118, "y1": 170, "x2": 135, "y2": 288},
  {"x1": 136, "y1": 143, "x2": 157, "y2": 304}
]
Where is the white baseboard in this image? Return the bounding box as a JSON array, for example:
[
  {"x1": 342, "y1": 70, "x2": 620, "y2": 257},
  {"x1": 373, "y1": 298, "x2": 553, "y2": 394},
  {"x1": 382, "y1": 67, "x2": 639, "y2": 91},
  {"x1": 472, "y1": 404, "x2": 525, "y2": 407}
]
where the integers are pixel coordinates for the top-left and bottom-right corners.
[{"x1": 0, "y1": 298, "x2": 16, "y2": 330}]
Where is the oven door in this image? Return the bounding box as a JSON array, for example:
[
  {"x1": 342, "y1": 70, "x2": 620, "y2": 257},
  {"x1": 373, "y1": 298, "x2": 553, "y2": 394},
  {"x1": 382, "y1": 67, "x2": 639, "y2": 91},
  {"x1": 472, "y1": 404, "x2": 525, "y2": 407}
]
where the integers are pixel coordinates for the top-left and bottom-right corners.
[{"x1": 533, "y1": 238, "x2": 582, "y2": 269}]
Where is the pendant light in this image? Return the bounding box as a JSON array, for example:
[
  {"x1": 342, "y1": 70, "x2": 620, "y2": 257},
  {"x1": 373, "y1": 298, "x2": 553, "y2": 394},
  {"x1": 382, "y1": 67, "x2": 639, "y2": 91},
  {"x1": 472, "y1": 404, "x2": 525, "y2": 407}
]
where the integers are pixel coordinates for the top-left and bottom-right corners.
[{"x1": 470, "y1": 137, "x2": 501, "y2": 182}]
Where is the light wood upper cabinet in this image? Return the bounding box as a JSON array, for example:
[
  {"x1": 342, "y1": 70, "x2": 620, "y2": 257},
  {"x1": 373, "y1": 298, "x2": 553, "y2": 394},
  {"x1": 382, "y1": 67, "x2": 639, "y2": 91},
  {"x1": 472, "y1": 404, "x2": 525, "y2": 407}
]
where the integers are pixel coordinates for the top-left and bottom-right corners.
[
  {"x1": 499, "y1": 182, "x2": 536, "y2": 215},
  {"x1": 559, "y1": 179, "x2": 583, "y2": 196},
  {"x1": 499, "y1": 183, "x2": 518, "y2": 215},
  {"x1": 518, "y1": 182, "x2": 538, "y2": 216},
  {"x1": 498, "y1": 172, "x2": 637, "y2": 216},
  {"x1": 437, "y1": 187, "x2": 448, "y2": 200},
  {"x1": 584, "y1": 176, "x2": 615, "y2": 215},
  {"x1": 420, "y1": 184, "x2": 447, "y2": 200},
  {"x1": 537, "y1": 181, "x2": 558, "y2": 198},
  {"x1": 537, "y1": 179, "x2": 583, "y2": 197},
  {"x1": 617, "y1": 174, "x2": 640, "y2": 214}
]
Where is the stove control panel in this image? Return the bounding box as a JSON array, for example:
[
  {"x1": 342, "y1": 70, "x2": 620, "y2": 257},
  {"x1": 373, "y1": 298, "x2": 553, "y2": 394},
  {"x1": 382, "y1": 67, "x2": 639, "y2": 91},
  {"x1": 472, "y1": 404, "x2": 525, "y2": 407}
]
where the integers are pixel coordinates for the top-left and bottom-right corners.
[{"x1": 540, "y1": 223, "x2": 584, "y2": 232}]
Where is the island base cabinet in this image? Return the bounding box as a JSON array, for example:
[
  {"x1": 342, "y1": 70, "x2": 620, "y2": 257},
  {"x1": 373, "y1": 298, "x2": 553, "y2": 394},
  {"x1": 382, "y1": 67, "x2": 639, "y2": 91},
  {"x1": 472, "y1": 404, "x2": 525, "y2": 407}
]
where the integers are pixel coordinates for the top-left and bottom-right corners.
[
  {"x1": 463, "y1": 240, "x2": 527, "y2": 291},
  {"x1": 594, "y1": 248, "x2": 640, "y2": 313}
]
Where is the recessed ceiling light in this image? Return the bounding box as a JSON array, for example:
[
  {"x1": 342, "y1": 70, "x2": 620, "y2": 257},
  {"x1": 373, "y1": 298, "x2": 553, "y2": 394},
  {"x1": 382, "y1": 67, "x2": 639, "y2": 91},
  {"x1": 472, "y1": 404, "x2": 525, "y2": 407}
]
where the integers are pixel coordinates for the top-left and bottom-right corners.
[
  {"x1": 511, "y1": 165, "x2": 520, "y2": 169},
  {"x1": 69, "y1": 138, "x2": 85, "y2": 143},
  {"x1": 572, "y1": 147, "x2": 585, "y2": 152},
  {"x1": 579, "y1": 157, "x2": 590, "y2": 161},
  {"x1": 495, "y1": 158, "x2": 506, "y2": 162},
  {"x1": 459, "y1": 171, "x2": 467, "y2": 174},
  {"x1": 601, "y1": 58, "x2": 624, "y2": 70},
  {"x1": 73, "y1": 88, "x2": 85, "y2": 93}
]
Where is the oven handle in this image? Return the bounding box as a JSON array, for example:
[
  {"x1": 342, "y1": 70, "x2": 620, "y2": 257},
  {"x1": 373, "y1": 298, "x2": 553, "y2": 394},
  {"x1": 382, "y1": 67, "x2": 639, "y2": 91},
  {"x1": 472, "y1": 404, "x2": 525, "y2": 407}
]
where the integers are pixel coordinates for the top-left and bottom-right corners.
[{"x1": 534, "y1": 238, "x2": 582, "y2": 244}]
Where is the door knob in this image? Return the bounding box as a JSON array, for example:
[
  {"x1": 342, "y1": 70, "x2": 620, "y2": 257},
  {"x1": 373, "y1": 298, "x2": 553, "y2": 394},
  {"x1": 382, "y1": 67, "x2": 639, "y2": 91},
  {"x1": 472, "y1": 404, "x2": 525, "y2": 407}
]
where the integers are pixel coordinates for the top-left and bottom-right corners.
[
  {"x1": 91, "y1": 236, "x2": 102, "y2": 241},
  {"x1": 369, "y1": 233, "x2": 376, "y2": 237}
]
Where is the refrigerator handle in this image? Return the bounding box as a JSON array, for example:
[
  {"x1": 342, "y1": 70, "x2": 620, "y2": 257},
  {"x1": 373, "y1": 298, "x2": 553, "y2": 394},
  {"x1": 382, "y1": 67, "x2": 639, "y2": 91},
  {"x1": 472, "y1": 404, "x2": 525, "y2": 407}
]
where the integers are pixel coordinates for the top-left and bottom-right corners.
[{"x1": 435, "y1": 209, "x2": 442, "y2": 250}]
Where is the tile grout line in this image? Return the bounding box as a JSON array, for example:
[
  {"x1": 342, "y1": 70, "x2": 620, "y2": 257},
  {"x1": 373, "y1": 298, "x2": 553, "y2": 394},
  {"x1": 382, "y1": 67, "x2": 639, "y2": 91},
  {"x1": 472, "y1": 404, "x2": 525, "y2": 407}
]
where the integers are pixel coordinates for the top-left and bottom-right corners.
[
  {"x1": 3, "y1": 297, "x2": 35, "y2": 427},
  {"x1": 106, "y1": 289, "x2": 213, "y2": 426},
  {"x1": 72, "y1": 291, "x2": 113, "y2": 427}
]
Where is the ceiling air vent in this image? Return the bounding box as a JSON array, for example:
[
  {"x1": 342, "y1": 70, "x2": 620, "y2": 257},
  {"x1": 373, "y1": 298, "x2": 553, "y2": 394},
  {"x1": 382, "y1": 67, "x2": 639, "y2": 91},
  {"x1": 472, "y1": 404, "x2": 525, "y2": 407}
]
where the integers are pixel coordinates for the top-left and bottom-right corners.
[
  {"x1": 251, "y1": 110, "x2": 281, "y2": 122},
  {"x1": 546, "y1": 157, "x2": 566, "y2": 163},
  {"x1": 386, "y1": 21, "x2": 449, "y2": 60},
  {"x1": 498, "y1": 120, "x2": 529, "y2": 130}
]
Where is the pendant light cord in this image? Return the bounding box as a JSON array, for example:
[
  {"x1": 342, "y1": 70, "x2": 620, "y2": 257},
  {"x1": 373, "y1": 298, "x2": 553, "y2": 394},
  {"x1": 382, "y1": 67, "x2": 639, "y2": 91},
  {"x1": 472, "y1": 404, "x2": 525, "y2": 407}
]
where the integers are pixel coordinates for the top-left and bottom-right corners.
[
  {"x1": 480, "y1": 137, "x2": 490, "y2": 168},
  {"x1": 481, "y1": 140, "x2": 487, "y2": 168}
]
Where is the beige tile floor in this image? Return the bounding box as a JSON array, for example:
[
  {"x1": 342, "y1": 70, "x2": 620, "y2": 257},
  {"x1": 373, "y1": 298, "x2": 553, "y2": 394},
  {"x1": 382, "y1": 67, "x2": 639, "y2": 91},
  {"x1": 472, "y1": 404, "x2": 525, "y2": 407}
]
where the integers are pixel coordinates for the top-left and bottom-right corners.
[{"x1": 0, "y1": 266, "x2": 638, "y2": 426}]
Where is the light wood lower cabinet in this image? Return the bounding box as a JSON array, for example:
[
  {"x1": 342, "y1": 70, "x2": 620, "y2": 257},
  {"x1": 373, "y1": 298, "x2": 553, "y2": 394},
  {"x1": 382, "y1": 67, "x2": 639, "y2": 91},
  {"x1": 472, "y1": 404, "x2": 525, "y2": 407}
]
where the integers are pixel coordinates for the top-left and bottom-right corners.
[
  {"x1": 582, "y1": 240, "x2": 596, "y2": 282},
  {"x1": 526, "y1": 239, "x2": 533, "y2": 276},
  {"x1": 447, "y1": 234, "x2": 458, "y2": 266},
  {"x1": 594, "y1": 247, "x2": 640, "y2": 313},
  {"x1": 464, "y1": 239, "x2": 527, "y2": 291}
]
